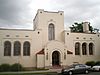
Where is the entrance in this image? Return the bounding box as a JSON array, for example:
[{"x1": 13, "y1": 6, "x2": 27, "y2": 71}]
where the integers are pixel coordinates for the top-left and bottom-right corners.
[{"x1": 52, "y1": 51, "x2": 60, "y2": 66}]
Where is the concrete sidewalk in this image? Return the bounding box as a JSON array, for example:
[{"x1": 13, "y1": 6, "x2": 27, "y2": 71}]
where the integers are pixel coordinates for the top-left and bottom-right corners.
[{"x1": 0, "y1": 68, "x2": 62, "y2": 74}]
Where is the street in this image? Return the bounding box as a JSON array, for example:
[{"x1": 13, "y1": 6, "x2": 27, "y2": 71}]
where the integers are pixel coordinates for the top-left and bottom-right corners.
[
  {"x1": 58, "y1": 72, "x2": 100, "y2": 75},
  {"x1": 77, "y1": 72, "x2": 100, "y2": 75}
]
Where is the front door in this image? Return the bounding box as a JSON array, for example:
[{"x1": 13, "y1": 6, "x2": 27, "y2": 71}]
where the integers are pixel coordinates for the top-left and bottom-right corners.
[{"x1": 52, "y1": 51, "x2": 60, "y2": 66}]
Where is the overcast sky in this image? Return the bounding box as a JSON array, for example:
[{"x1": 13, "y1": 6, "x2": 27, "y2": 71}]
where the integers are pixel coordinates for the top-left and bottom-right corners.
[{"x1": 0, "y1": 0, "x2": 100, "y2": 30}]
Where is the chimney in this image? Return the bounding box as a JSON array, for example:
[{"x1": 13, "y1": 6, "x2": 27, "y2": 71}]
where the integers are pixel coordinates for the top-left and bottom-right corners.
[{"x1": 83, "y1": 22, "x2": 90, "y2": 33}]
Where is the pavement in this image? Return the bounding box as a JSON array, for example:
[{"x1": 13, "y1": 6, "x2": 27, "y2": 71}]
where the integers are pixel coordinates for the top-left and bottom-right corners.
[
  {"x1": 49, "y1": 68, "x2": 62, "y2": 73},
  {"x1": 0, "y1": 68, "x2": 62, "y2": 74}
]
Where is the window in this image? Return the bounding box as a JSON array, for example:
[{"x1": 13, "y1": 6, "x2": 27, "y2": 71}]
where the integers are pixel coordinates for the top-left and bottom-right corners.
[
  {"x1": 60, "y1": 13, "x2": 62, "y2": 15},
  {"x1": 46, "y1": 53, "x2": 48, "y2": 60},
  {"x1": 98, "y1": 35, "x2": 99, "y2": 37},
  {"x1": 48, "y1": 23, "x2": 55, "y2": 40},
  {"x1": 75, "y1": 42, "x2": 80, "y2": 55},
  {"x1": 4, "y1": 41, "x2": 11, "y2": 56},
  {"x1": 25, "y1": 36, "x2": 29, "y2": 37},
  {"x1": 76, "y1": 37, "x2": 79, "y2": 39},
  {"x1": 38, "y1": 32, "x2": 40, "y2": 34},
  {"x1": 6, "y1": 35, "x2": 10, "y2": 37},
  {"x1": 89, "y1": 43, "x2": 94, "y2": 55},
  {"x1": 67, "y1": 33, "x2": 69, "y2": 35},
  {"x1": 64, "y1": 52, "x2": 66, "y2": 59},
  {"x1": 14, "y1": 41, "x2": 21, "y2": 56},
  {"x1": 82, "y1": 43, "x2": 87, "y2": 55},
  {"x1": 23, "y1": 41, "x2": 30, "y2": 56}
]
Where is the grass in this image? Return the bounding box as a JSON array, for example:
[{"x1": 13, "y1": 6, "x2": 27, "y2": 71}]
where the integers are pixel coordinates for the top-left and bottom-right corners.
[{"x1": 0, "y1": 72, "x2": 58, "y2": 75}]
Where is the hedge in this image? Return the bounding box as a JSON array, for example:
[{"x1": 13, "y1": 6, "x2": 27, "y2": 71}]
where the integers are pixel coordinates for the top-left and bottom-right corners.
[
  {"x1": 0, "y1": 64, "x2": 10, "y2": 72},
  {"x1": 85, "y1": 61, "x2": 95, "y2": 67},
  {"x1": 0, "y1": 63, "x2": 24, "y2": 72}
]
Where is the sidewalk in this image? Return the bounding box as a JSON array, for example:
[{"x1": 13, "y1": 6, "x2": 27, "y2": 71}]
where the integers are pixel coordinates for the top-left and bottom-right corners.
[{"x1": 0, "y1": 68, "x2": 62, "y2": 74}]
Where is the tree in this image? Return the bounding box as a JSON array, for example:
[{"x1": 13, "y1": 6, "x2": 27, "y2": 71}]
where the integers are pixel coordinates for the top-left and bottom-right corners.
[
  {"x1": 70, "y1": 22, "x2": 93, "y2": 33},
  {"x1": 70, "y1": 22, "x2": 83, "y2": 32},
  {"x1": 88, "y1": 22, "x2": 93, "y2": 33}
]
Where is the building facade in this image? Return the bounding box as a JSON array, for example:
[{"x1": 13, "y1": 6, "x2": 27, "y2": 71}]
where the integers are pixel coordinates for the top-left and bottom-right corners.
[{"x1": 0, "y1": 9, "x2": 100, "y2": 68}]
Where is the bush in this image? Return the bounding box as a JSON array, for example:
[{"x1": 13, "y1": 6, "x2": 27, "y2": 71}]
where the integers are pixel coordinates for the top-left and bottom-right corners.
[
  {"x1": 85, "y1": 61, "x2": 95, "y2": 67},
  {"x1": 95, "y1": 61, "x2": 100, "y2": 65},
  {"x1": 11, "y1": 63, "x2": 24, "y2": 71},
  {"x1": 0, "y1": 64, "x2": 10, "y2": 72}
]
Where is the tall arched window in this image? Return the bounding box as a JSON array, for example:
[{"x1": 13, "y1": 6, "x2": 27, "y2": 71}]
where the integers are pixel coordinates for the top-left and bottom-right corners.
[
  {"x1": 75, "y1": 42, "x2": 80, "y2": 55},
  {"x1": 89, "y1": 43, "x2": 94, "y2": 55},
  {"x1": 23, "y1": 41, "x2": 30, "y2": 56},
  {"x1": 82, "y1": 43, "x2": 87, "y2": 55},
  {"x1": 48, "y1": 23, "x2": 55, "y2": 40},
  {"x1": 14, "y1": 41, "x2": 21, "y2": 56},
  {"x1": 4, "y1": 41, "x2": 11, "y2": 56}
]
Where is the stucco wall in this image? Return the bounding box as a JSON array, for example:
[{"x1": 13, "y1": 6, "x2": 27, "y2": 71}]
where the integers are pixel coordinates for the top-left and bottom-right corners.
[
  {"x1": 0, "y1": 29, "x2": 43, "y2": 67},
  {"x1": 37, "y1": 54, "x2": 45, "y2": 68},
  {"x1": 64, "y1": 31, "x2": 100, "y2": 65},
  {"x1": 44, "y1": 41, "x2": 67, "y2": 68},
  {"x1": 34, "y1": 9, "x2": 64, "y2": 47}
]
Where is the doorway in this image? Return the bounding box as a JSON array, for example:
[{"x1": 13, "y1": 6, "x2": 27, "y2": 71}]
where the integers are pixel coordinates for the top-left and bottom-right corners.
[{"x1": 52, "y1": 51, "x2": 60, "y2": 66}]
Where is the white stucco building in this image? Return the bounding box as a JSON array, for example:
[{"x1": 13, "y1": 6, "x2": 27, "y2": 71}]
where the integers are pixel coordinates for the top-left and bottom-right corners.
[{"x1": 0, "y1": 9, "x2": 100, "y2": 69}]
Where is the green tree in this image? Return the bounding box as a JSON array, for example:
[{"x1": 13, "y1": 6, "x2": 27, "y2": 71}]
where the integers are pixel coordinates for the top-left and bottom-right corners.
[
  {"x1": 70, "y1": 22, "x2": 93, "y2": 33},
  {"x1": 70, "y1": 22, "x2": 83, "y2": 32},
  {"x1": 88, "y1": 22, "x2": 93, "y2": 33}
]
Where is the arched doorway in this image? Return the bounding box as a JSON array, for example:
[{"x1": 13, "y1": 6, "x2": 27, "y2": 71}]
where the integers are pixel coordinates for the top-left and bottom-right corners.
[{"x1": 52, "y1": 51, "x2": 60, "y2": 66}]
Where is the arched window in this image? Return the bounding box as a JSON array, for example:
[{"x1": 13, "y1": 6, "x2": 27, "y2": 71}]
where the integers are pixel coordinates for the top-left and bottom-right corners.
[
  {"x1": 89, "y1": 43, "x2": 94, "y2": 55},
  {"x1": 82, "y1": 43, "x2": 87, "y2": 55},
  {"x1": 14, "y1": 41, "x2": 21, "y2": 56},
  {"x1": 75, "y1": 42, "x2": 80, "y2": 55},
  {"x1": 4, "y1": 41, "x2": 11, "y2": 56},
  {"x1": 23, "y1": 41, "x2": 30, "y2": 56},
  {"x1": 48, "y1": 23, "x2": 55, "y2": 40}
]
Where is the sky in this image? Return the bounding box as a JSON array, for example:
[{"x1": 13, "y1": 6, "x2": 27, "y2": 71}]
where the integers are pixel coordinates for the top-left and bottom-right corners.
[{"x1": 0, "y1": 0, "x2": 100, "y2": 30}]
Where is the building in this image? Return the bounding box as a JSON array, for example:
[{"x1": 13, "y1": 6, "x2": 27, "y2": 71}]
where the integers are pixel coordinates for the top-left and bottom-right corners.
[{"x1": 0, "y1": 9, "x2": 100, "y2": 69}]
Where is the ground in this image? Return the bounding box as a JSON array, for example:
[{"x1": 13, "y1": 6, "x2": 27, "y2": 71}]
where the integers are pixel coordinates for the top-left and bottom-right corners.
[{"x1": 0, "y1": 72, "x2": 100, "y2": 75}]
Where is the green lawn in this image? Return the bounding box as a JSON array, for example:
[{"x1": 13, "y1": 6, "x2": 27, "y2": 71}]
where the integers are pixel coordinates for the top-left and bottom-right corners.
[{"x1": 0, "y1": 72, "x2": 58, "y2": 75}]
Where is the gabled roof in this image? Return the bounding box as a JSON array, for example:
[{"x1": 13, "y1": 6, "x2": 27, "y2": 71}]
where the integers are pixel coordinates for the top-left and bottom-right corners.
[{"x1": 36, "y1": 49, "x2": 44, "y2": 55}]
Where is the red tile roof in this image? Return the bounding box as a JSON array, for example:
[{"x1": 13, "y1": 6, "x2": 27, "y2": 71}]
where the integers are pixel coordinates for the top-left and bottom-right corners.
[
  {"x1": 67, "y1": 50, "x2": 73, "y2": 54},
  {"x1": 36, "y1": 49, "x2": 44, "y2": 55}
]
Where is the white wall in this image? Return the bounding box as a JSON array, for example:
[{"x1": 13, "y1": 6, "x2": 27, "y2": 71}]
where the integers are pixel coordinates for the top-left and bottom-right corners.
[
  {"x1": 37, "y1": 54, "x2": 45, "y2": 68},
  {"x1": 34, "y1": 9, "x2": 64, "y2": 47},
  {"x1": 0, "y1": 29, "x2": 43, "y2": 67},
  {"x1": 64, "y1": 31, "x2": 100, "y2": 65}
]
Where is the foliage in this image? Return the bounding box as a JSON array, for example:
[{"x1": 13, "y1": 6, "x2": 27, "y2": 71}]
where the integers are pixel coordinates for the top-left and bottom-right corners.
[
  {"x1": 10, "y1": 63, "x2": 24, "y2": 71},
  {"x1": 95, "y1": 61, "x2": 100, "y2": 65},
  {"x1": 0, "y1": 64, "x2": 11, "y2": 72},
  {"x1": 89, "y1": 24, "x2": 93, "y2": 32},
  {"x1": 70, "y1": 22, "x2": 83, "y2": 32},
  {"x1": 70, "y1": 22, "x2": 93, "y2": 33},
  {"x1": 85, "y1": 61, "x2": 95, "y2": 67}
]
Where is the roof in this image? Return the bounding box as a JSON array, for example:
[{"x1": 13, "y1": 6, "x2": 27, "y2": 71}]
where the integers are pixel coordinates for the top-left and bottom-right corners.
[
  {"x1": 0, "y1": 28, "x2": 33, "y2": 31},
  {"x1": 67, "y1": 50, "x2": 73, "y2": 54},
  {"x1": 36, "y1": 49, "x2": 44, "y2": 55}
]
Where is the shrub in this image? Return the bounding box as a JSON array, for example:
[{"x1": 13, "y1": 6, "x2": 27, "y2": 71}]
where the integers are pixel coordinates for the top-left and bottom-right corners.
[
  {"x1": 11, "y1": 63, "x2": 24, "y2": 71},
  {"x1": 0, "y1": 64, "x2": 10, "y2": 72},
  {"x1": 95, "y1": 61, "x2": 100, "y2": 65},
  {"x1": 85, "y1": 61, "x2": 95, "y2": 67}
]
